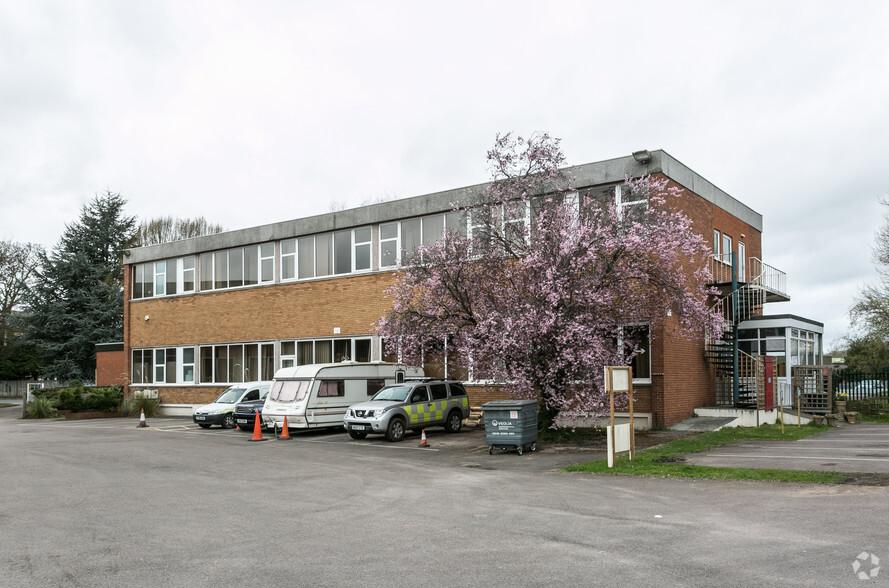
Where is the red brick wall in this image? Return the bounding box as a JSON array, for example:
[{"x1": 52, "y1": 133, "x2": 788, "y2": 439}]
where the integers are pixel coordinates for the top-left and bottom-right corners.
[
  {"x1": 96, "y1": 350, "x2": 127, "y2": 386},
  {"x1": 122, "y1": 175, "x2": 760, "y2": 424},
  {"x1": 127, "y1": 272, "x2": 397, "y2": 347},
  {"x1": 650, "y1": 174, "x2": 760, "y2": 426},
  {"x1": 134, "y1": 385, "x2": 229, "y2": 405}
]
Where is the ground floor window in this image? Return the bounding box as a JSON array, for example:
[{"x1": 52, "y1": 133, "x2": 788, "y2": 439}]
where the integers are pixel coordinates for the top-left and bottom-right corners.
[
  {"x1": 199, "y1": 342, "x2": 275, "y2": 383},
  {"x1": 620, "y1": 325, "x2": 651, "y2": 382},
  {"x1": 280, "y1": 337, "x2": 372, "y2": 368},
  {"x1": 381, "y1": 336, "x2": 467, "y2": 382},
  {"x1": 132, "y1": 347, "x2": 197, "y2": 384}
]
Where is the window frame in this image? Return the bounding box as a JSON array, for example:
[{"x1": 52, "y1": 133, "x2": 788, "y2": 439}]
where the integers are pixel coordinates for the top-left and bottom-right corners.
[
  {"x1": 619, "y1": 325, "x2": 652, "y2": 383},
  {"x1": 132, "y1": 256, "x2": 196, "y2": 299}
]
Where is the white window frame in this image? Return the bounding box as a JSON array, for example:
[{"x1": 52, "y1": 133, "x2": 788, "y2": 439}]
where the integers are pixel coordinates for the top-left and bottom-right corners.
[
  {"x1": 180, "y1": 256, "x2": 195, "y2": 293},
  {"x1": 281, "y1": 238, "x2": 297, "y2": 281},
  {"x1": 379, "y1": 222, "x2": 400, "y2": 268},
  {"x1": 154, "y1": 261, "x2": 166, "y2": 296},
  {"x1": 618, "y1": 325, "x2": 651, "y2": 384},
  {"x1": 722, "y1": 234, "x2": 732, "y2": 267},
  {"x1": 180, "y1": 347, "x2": 195, "y2": 383},
  {"x1": 616, "y1": 184, "x2": 648, "y2": 223},
  {"x1": 353, "y1": 227, "x2": 372, "y2": 273},
  {"x1": 259, "y1": 243, "x2": 275, "y2": 283},
  {"x1": 738, "y1": 241, "x2": 746, "y2": 281}
]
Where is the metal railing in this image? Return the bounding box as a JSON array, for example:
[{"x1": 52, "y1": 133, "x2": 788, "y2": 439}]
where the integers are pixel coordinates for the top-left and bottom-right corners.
[
  {"x1": 833, "y1": 369, "x2": 889, "y2": 401},
  {"x1": 710, "y1": 253, "x2": 734, "y2": 285},
  {"x1": 704, "y1": 283, "x2": 765, "y2": 346},
  {"x1": 748, "y1": 257, "x2": 788, "y2": 298},
  {"x1": 715, "y1": 350, "x2": 767, "y2": 407},
  {"x1": 709, "y1": 255, "x2": 787, "y2": 299}
]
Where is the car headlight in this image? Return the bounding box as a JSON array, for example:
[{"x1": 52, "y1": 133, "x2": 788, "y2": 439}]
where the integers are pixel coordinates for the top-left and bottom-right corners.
[{"x1": 372, "y1": 408, "x2": 388, "y2": 418}]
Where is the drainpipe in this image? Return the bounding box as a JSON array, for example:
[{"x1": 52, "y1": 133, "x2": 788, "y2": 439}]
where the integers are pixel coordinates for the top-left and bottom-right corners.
[{"x1": 732, "y1": 251, "x2": 740, "y2": 406}]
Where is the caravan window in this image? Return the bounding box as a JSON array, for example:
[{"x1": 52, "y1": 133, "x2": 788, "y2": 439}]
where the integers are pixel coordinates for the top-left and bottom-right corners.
[
  {"x1": 367, "y1": 379, "x2": 385, "y2": 396},
  {"x1": 318, "y1": 380, "x2": 345, "y2": 397},
  {"x1": 271, "y1": 380, "x2": 310, "y2": 402}
]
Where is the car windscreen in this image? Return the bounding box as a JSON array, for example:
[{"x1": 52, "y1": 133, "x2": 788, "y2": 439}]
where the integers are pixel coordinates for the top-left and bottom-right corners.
[
  {"x1": 270, "y1": 380, "x2": 311, "y2": 403},
  {"x1": 371, "y1": 385, "x2": 412, "y2": 402},
  {"x1": 215, "y1": 388, "x2": 246, "y2": 404}
]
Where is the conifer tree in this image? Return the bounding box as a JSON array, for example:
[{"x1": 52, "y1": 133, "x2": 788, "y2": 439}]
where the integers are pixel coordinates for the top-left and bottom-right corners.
[{"x1": 22, "y1": 191, "x2": 136, "y2": 379}]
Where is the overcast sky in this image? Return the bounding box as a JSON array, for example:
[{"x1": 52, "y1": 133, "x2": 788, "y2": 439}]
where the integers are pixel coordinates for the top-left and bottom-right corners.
[{"x1": 2, "y1": 1, "x2": 887, "y2": 349}]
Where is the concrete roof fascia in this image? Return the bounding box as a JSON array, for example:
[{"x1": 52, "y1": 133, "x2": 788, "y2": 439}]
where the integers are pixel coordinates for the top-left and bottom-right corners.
[
  {"x1": 739, "y1": 314, "x2": 825, "y2": 330},
  {"x1": 126, "y1": 183, "x2": 488, "y2": 264},
  {"x1": 126, "y1": 149, "x2": 762, "y2": 264}
]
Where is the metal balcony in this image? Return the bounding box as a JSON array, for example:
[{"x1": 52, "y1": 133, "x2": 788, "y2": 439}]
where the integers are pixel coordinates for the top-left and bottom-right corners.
[{"x1": 710, "y1": 255, "x2": 789, "y2": 303}]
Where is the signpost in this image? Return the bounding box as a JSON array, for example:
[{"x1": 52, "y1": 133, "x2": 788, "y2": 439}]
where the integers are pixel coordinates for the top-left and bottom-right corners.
[{"x1": 604, "y1": 366, "x2": 634, "y2": 467}]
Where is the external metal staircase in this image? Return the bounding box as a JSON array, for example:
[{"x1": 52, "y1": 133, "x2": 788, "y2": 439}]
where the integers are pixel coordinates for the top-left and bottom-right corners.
[{"x1": 705, "y1": 254, "x2": 788, "y2": 409}]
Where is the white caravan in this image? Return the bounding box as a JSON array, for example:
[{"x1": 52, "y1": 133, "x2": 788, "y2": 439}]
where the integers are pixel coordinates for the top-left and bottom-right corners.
[{"x1": 262, "y1": 362, "x2": 423, "y2": 431}]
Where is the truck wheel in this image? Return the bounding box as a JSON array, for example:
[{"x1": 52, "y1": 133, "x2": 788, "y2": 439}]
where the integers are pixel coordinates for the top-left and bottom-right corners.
[
  {"x1": 444, "y1": 411, "x2": 463, "y2": 434},
  {"x1": 385, "y1": 418, "x2": 405, "y2": 442},
  {"x1": 222, "y1": 413, "x2": 235, "y2": 429},
  {"x1": 348, "y1": 430, "x2": 367, "y2": 440}
]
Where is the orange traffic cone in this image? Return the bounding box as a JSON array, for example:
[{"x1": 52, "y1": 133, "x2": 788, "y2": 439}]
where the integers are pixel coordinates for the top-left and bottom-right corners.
[
  {"x1": 138, "y1": 408, "x2": 148, "y2": 428},
  {"x1": 418, "y1": 429, "x2": 430, "y2": 448},
  {"x1": 278, "y1": 415, "x2": 292, "y2": 440},
  {"x1": 249, "y1": 410, "x2": 265, "y2": 442}
]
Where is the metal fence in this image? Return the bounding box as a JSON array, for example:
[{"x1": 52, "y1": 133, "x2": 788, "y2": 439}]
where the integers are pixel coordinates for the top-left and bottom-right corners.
[
  {"x1": 833, "y1": 370, "x2": 889, "y2": 401},
  {"x1": 0, "y1": 380, "x2": 69, "y2": 398}
]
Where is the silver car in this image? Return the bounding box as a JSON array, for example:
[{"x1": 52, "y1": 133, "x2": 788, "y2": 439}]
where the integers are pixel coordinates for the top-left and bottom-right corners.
[{"x1": 343, "y1": 379, "x2": 470, "y2": 441}]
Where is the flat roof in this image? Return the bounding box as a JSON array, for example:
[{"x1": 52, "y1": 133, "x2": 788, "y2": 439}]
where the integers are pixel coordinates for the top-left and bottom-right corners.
[
  {"x1": 740, "y1": 314, "x2": 824, "y2": 330},
  {"x1": 127, "y1": 149, "x2": 763, "y2": 264}
]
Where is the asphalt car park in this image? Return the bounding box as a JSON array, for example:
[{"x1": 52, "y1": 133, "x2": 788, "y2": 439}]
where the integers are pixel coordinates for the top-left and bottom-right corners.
[
  {"x1": 4, "y1": 408, "x2": 889, "y2": 586},
  {"x1": 684, "y1": 422, "x2": 889, "y2": 473}
]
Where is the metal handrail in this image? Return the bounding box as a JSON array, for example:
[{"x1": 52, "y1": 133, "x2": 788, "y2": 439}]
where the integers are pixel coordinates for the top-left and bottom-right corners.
[
  {"x1": 709, "y1": 255, "x2": 786, "y2": 298},
  {"x1": 748, "y1": 257, "x2": 787, "y2": 297}
]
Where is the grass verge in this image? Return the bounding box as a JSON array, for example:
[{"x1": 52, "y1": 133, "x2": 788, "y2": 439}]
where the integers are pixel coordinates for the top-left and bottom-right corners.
[{"x1": 564, "y1": 424, "x2": 846, "y2": 484}]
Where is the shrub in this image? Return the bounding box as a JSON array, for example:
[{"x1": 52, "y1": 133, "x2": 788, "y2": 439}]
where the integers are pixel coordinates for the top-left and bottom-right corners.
[
  {"x1": 26, "y1": 395, "x2": 57, "y2": 419},
  {"x1": 122, "y1": 395, "x2": 162, "y2": 418},
  {"x1": 83, "y1": 387, "x2": 123, "y2": 413},
  {"x1": 57, "y1": 388, "x2": 84, "y2": 412}
]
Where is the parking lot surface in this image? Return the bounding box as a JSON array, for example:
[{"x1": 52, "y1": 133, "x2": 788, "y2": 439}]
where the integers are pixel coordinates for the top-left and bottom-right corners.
[
  {"x1": 685, "y1": 422, "x2": 889, "y2": 473},
  {"x1": 4, "y1": 409, "x2": 889, "y2": 586}
]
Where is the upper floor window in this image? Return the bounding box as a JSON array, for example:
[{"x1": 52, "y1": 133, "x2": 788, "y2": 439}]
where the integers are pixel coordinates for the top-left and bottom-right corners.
[
  {"x1": 380, "y1": 213, "x2": 464, "y2": 267},
  {"x1": 283, "y1": 227, "x2": 371, "y2": 280},
  {"x1": 722, "y1": 233, "x2": 732, "y2": 265},
  {"x1": 618, "y1": 184, "x2": 648, "y2": 224},
  {"x1": 468, "y1": 202, "x2": 531, "y2": 255},
  {"x1": 132, "y1": 256, "x2": 196, "y2": 299},
  {"x1": 199, "y1": 244, "x2": 274, "y2": 291},
  {"x1": 713, "y1": 230, "x2": 733, "y2": 265}
]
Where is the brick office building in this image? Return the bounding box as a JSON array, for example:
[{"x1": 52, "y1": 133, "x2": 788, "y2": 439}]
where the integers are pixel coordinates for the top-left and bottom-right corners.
[{"x1": 121, "y1": 149, "x2": 788, "y2": 427}]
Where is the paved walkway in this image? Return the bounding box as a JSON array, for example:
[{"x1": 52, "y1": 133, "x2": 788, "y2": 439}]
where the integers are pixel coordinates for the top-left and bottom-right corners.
[{"x1": 684, "y1": 421, "x2": 889, "y2": 473}]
